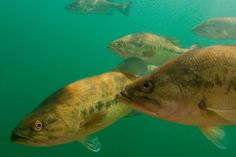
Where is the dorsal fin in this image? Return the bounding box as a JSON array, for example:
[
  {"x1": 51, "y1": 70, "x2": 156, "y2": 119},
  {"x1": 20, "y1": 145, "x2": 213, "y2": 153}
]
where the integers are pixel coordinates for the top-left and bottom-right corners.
[{"x1": 165, "y1": 37, "x2": 180, "y2": 46}]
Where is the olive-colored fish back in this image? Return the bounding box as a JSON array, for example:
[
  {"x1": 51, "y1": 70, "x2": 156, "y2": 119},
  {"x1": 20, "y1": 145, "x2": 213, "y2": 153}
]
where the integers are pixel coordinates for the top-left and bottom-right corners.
[
  {"x1": 180, "y1": 45, "x2": 236, "y2": 70},
  {"x1": 155, "y1": 45, "x2": 236, "y2": 72}
]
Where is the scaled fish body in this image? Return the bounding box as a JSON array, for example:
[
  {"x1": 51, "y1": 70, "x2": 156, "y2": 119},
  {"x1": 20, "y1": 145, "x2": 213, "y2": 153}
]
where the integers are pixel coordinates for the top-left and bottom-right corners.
[
  {"x1": 108, "y1": 33, "x2": 198, "y2": 65},
  {"x1": 193, "y1": 17, "x2": 236, "y2": 40},
  {"x1": 120, "y1": 45, "x2": 236, "y2": 149},
  {"x1": 65, "y1": 0, "x2": 131, "y2": 16},
  {"x1": 11, "y1": 71, "x2": 135, "y2": 152}
]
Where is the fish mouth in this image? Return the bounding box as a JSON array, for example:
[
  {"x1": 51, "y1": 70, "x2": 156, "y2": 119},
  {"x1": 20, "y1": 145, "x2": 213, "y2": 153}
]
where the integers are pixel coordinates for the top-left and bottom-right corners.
[
  {"x1": 120, "y1": 91, "x2": 131, "y2": 101},
  {"x1": 119, "y1": 91, "x2": 138, "y2": 108},
  {"x1": 107, "y1": 43, "x2": 114, "y2": 49},
  {"x1": 64, "y1": 2, "x2": 79, "y2": 12},
  {"x1": 11, "y1": 133, "x2": 28, "y2": 142},
  {"x1": 120, "y1": 91, "x2": 159, "y2": 118}
]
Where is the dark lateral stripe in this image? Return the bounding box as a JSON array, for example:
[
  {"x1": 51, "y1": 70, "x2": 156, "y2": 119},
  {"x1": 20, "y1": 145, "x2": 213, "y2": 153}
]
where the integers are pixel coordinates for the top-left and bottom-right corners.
[
  {"x1": 96, "y1": 101, "x2": 104, "y2": 111},
  {"x1": 80, "y1": 109, "x2": 87, "y2": 117},
  {"x1": 89, "y1": 106, "x2": 95, "y2": 114}
]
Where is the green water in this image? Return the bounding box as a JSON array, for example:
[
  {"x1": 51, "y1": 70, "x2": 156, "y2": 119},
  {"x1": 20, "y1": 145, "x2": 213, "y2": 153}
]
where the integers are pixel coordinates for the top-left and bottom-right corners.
[{"x1": 1, "y1": 0, "x2": 236, "y2": 156}]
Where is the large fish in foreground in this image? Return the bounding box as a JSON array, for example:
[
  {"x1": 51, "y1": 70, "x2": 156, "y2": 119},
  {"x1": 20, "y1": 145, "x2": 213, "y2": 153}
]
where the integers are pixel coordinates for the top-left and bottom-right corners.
[
  {"x1": 108, "y1": 33, "x2": 199, "y2": 65},
  {"x1": 193, "y1": 17, "x2": 236, "y2": 40},
  {"x1": 65, "y1": 0, "x2": 132, "y2": 16},
  {"x1": 119, "y1": 45, "x2": 236, "y2": 149},
  {"x1": 11, "y1": 58, "x2": 147, "y2": 152}
]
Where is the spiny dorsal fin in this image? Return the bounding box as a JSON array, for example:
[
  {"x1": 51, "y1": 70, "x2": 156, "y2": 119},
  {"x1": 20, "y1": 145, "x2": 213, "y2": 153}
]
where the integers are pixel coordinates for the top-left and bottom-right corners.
[{"x1": 165, "y1": 37, "x2": 180, "y2": 46}]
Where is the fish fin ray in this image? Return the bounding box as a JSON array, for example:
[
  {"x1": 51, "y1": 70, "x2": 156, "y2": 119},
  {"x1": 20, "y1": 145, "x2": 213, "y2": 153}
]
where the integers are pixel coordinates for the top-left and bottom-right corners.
[
  {"x1": 82, "y1": 137, "x2": 101, "y2": 152},
  {"x1": 118, "y1": 0, "x2": 132, "y2": 16},
  {"x1": 188, "y1": 43, "x2": 201, "y2": 51},
  {"x1": 207, "y1": 107, "x2": 236, "y2": 123},
  {"x1": 199, "y1": 126, "x2": 228, "y2": 150},
  {"x1": 165, "y1": 37, "x2": 180, "y2": 46}
]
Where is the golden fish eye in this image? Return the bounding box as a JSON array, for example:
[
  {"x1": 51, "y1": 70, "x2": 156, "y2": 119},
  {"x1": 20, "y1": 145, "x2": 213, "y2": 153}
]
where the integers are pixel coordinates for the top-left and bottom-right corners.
[
  {"x1": 33, "y1": 120, "x2": 43, "y2": 132},
  {"x1": 140, "y1": 81, "x2": 153, "y2": 93}
]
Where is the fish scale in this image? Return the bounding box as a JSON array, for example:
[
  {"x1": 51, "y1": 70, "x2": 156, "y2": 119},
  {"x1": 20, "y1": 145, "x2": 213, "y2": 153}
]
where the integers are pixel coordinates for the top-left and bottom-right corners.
[
  {"x1": 11, "y1": 71, "x2": 135, "y2": 150},
  {"x1": 120, "y1": 45, "x2": 236, "y2": 150},
  {"x1": 108, "y1": 32, "x2": 199, "y2": 65}
]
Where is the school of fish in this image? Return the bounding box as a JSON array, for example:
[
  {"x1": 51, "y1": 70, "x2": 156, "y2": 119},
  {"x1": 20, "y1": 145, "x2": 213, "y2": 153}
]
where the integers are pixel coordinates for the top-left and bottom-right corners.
[
  {"x1": 10, "y1": 0, "x2": 236, "y2": 153},
  {"x1": 11, "y1": 58, "x2": 148, "y2": 152}
]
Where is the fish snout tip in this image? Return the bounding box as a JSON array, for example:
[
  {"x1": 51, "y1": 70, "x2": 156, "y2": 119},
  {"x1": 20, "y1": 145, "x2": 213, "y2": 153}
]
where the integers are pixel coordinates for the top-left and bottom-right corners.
[
  {"x1": 107, "y1": 43, "x2": 113, "y2": 49},
  {"x1": 192, "y1": 24, "x2": 201, "y2": 33}
]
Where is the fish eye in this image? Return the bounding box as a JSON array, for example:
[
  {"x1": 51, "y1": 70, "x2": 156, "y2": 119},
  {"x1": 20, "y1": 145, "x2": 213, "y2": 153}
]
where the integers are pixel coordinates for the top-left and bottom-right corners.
[
  {"x1": 33, "y1": 120, "x2": 43, "y2": 132},
  {"x1": 140, "y1": 81, "x2": 153, "y2": 93}
]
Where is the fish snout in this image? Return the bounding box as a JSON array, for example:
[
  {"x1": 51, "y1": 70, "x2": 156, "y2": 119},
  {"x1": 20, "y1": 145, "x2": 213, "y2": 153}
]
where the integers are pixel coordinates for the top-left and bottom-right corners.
[
  {"x1": 11, "y1": 127, "x2": 28, "y2": 142},
  {"x1": 192, "y1": 25, "x2": 199, "y2": 33},
  {"x1": 64, "y1": 2, "x2": 77, "y2": 11},
  {"x1": 107, "y1": 43, "x2": 114, "y2": 49},
  {"x1": 107, "y1": 43, "x2": 111, "y2": 49}
]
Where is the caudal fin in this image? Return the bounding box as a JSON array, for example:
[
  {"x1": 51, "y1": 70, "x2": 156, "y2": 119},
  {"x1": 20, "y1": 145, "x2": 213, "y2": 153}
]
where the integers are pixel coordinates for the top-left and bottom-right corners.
[
  {"x1": 118, "y1": 1, "x2": 132, "y2": 16},
  {"x1": 188, "y1": 43, "x2": 201, "y2": 51}
]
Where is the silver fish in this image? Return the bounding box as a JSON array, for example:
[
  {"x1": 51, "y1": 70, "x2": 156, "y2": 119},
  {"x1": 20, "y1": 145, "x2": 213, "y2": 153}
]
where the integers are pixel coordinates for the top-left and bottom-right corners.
[
  {"x1": 108, "y1": 32, "x2": 199, "y2": 65},
  {"x1": 193, "y1": 17, "x2": 236, "y2": 40},
  {"x1": 65, "y1": 0, "x2": 132, "y2": 16}
]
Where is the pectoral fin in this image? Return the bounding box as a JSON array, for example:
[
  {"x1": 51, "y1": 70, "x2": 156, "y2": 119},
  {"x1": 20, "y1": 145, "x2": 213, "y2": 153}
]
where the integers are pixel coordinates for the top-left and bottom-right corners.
[
  {"x1": 207, "y1": 107, "x2": 236, "y2": 123},
  {"x1": 199, "y1": 126, "x2": 227, "y2": 150},
  {"x1": 217, "y1": 29, "x2": 228, "y2": 36},
  {"x1": 81, "y1": 136, "x2": 101, "y2": 152},
  {"x1": 114, "y1": 57, "x2": 148, "y2": 76}
]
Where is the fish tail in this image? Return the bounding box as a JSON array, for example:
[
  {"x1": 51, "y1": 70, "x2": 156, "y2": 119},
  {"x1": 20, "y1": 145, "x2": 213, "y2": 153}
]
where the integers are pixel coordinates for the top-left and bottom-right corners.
[
  {"x1": 117, "y1": 0, "x2": 132, "y2": 16},
  {"x1": 187, "y1": 43, "x2": 201, "y2": 52}
]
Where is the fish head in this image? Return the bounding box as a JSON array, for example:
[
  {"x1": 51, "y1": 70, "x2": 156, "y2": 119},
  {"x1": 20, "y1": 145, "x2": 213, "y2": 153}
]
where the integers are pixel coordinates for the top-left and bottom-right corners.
[
  {"x1": 11, "y1": 89, "x2": 77, "y2": 146},
  {"x1": 65, "y1": 2, "x2": 83, "y2": 14},
  {"x1": 108, "y1": 34, "x2": 144, "y2": 59},
  {"x1": 192, "y1": 20, "x2": 228, "y2": 40},
  {"x1": 119, "y1": 71, "x2": 182, "y2": 119}
]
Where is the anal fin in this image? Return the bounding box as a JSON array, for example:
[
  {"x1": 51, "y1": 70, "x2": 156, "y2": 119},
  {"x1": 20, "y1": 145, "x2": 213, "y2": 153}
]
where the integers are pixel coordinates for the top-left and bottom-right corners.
[
  {"x1": 81, "y1": 136, "x2": 101, "y2": 152},
  {"x1": 199, "y1": 126, "x2": 227, "y2": 150}
]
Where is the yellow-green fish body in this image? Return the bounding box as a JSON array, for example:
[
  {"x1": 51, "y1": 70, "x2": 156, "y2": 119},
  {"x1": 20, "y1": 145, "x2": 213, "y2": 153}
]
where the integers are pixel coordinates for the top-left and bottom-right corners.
[
  {"x1": 11, "y1": 71, "x2": 135, "y2": 152},
  {"x1": 108, "y1": 32, "x2": 198, "y2": 65},
  {"x1": 120, "y1": 45, "x2": 236, "y2": 149}
]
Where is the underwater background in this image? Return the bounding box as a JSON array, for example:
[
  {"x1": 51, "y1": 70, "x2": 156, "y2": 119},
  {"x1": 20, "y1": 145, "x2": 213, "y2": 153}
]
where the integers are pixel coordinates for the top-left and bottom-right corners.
[{"x1": 1, "y1": 0, "x2": 236, "y2": 156}]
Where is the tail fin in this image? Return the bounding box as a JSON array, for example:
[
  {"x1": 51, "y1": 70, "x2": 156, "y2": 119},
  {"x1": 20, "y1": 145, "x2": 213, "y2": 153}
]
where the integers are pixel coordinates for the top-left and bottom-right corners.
[
  {"x1": 118, "y1": 1, "x2": 132, "y2": 16},
  {"x1": 188, "y1": 43, "x2": 201, "y2": 51}
]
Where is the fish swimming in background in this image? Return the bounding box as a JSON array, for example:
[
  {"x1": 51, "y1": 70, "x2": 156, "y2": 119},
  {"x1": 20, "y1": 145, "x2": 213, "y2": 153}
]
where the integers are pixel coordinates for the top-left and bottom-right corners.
[
  {"x1": 193, "y1": 17, "x2": 236, "y2": 40},
  {"x1": 11, "y1": 58, "x2": 147, "y2": 152},
  {"x1": 108, "y1": 32, "x2": 199, "y2": 65},
  {"x1": 119, "y1": 45, "x2": 236, "y2": 149},
  {"x1": 65, "y1": 0, "x2": 132, "y2": 16}
]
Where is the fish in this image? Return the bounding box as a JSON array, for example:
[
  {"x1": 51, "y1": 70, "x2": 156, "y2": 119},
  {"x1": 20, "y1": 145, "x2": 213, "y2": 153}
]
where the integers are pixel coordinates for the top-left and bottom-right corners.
[
  {"x1": 65, "y1": 0, "x2": 132, "y2": 16},
  {"x1": 11, "y1": 58, "x2": 147, "y2": 152},
  {"x1": 193, "y1": 17, "x2": 236, "y2": 40},
  {"x1": 108, "y1": 32, "x2": 199, "y2": 65},
  {"x1": 119, "y1": 45, "x2": 236, "y2": 149}
]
